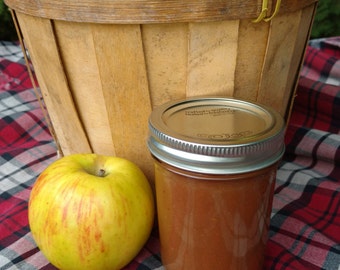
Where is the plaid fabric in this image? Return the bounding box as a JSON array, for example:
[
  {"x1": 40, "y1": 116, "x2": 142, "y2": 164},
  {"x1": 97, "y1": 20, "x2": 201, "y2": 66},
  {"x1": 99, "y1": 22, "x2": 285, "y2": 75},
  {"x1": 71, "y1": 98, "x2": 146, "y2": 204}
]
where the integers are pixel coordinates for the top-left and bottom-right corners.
[
  {"x1": 266, "y1": 37, "x2": 340, "y2": 270},
  {"x1": 0, "y1": 41, "x2": 58, "y2": 270},
  {"x1": 1, "y1": 37, "x2": 339, "y2": 270}
]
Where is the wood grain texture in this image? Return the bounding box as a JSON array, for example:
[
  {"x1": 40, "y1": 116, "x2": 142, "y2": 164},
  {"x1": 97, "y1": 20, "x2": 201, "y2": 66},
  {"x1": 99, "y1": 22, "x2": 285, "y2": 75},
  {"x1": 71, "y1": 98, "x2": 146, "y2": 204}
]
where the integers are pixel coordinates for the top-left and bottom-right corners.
[
  {"x1": 92, "y1": 24, "x2": 154, "y2": 181},
  {"x1": 234, "y1": 19, "x2": 269, "y2": 101},
  {"x1": 5, "y1": 0, "x2": 318, "y2": 23},
  {"x1": 186, "y1": 20, "x2": 239, "y2": 97},
  {"x1": 16, "y1": 12, "x2": 91, "y2": 155},
  {"x1": 142, "y1": 23, "x2": 188, "y2": 108},
  {"x1": 283, "y1": 4, "x2": 317, "y2": 120},
  {"x1": 256, "y1": 11, "x2": 301, "y2": 115},
  {"x1": 54, "y1": 21, "x2": 115, "y2": 156}
]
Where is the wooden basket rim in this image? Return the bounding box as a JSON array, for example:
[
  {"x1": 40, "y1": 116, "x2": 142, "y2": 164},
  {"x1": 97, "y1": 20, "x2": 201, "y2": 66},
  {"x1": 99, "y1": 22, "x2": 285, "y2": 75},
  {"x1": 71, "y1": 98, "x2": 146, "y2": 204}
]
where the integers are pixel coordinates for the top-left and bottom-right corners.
[{"x1": 5, "y1": 0, "x2": 318, "y2": 24}]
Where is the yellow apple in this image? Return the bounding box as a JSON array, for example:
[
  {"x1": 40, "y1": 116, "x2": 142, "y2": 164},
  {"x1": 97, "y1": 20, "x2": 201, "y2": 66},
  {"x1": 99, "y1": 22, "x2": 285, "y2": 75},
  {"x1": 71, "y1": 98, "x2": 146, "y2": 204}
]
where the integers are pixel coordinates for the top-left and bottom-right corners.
[{"x1": 28, "y1": 154, "x2": 155, "y2": 270}]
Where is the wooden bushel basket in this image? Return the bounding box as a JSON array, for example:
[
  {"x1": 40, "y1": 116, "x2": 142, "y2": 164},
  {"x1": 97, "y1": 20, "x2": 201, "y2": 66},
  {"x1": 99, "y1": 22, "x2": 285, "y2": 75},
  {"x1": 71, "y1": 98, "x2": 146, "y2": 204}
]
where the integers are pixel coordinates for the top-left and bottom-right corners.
[{"x1": 5, "y1": 0, "x2": 318, "y2": 183}]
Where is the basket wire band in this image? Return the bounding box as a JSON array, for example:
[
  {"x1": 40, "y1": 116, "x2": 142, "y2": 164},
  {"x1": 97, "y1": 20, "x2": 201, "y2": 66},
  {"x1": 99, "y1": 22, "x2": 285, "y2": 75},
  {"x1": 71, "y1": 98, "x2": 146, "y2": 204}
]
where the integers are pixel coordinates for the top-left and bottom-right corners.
[{"x1": 253, "y1": 0, "x2": 282, "y2": 23}]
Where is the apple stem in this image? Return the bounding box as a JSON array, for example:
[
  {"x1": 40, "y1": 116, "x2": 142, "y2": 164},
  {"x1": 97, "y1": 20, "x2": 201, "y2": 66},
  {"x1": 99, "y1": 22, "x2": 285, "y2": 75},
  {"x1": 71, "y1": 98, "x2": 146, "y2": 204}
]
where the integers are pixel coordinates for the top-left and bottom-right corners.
[{"x1": 98, "y1": 169, "x2": 106, "y2": 177}]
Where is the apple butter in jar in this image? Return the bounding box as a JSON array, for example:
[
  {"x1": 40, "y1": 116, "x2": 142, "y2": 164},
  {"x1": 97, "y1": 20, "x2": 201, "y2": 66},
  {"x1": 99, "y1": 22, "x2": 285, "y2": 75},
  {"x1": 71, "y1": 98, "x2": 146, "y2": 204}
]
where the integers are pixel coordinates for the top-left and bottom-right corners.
[{"x1": 147, "y1": 97, "x2": 285, "y2": 270}]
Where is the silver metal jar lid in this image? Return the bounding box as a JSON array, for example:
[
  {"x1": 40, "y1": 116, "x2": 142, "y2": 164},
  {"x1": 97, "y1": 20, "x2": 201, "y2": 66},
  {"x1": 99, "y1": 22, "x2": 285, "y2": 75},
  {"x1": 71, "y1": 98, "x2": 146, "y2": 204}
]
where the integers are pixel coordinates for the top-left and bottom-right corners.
[{"x1": 147, "y1": 97, "x2": 285, "y2": 175}]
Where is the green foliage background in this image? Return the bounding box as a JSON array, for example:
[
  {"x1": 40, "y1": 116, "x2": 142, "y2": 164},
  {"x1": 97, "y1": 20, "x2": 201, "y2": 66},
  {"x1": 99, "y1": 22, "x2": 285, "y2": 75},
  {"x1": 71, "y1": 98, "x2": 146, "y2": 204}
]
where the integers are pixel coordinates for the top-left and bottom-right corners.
[
  {"x1": 0, "y1": 0, "x2": 339, "y2": 40},
  {"x1": 0, "y1": 0, "x2": 17, "y2": 40},
  {"x1": 310, "y1": 0, "x2": 340, "y2": 38}
]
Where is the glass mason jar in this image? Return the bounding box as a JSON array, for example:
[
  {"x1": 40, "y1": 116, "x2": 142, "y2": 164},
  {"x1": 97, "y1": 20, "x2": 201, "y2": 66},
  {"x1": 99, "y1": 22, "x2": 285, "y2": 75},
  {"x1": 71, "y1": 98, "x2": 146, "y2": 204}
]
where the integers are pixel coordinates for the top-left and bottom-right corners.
[{"x1": 147, "y1": 97, "x2": 285, "y2": 270}]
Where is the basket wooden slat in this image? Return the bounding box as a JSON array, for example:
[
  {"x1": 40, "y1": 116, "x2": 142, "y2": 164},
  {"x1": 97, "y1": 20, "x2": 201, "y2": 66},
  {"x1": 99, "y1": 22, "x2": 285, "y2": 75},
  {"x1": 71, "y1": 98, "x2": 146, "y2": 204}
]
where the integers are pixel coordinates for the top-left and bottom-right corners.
[
  {"x1": 16, "y1": 13, "x2": 92, "y2": 154},
  {"x1": 234, "y1": 20, "x2": 269, "y2": 101},
  {"x1": 284, "y1": 4, "x2": 316, "y2": 121},
  {"x1": 143, "y1": 23, "x2": 188, "y2": 106},
  {"x1": 93, "y1": 24, "x2": 154, "y2": 179},
  {"x1": 53, "y1": 21, "x2": 116, "y2": 156},
  {"x1": 186, "y1": 21, "x2": 239, "y2": 98},
  {"x1": 257, "y1": 11, "x2": 302, "y2": 113}
]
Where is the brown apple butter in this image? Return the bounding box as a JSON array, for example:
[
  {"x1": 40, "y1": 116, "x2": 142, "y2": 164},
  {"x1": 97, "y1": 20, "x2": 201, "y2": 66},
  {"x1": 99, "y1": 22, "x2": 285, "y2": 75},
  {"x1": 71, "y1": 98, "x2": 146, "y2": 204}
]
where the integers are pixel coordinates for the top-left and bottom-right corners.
[{"x1": 147, "y1": 97, "x2": 285, "y2": 270}]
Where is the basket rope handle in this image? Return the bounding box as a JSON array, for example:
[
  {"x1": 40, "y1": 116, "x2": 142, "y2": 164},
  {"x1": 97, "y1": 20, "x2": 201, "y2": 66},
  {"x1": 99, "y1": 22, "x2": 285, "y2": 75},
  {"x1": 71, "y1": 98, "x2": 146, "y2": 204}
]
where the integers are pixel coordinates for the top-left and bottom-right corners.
[{"x1": 253, "y1": 0, "x2": 281, "y2": 23}]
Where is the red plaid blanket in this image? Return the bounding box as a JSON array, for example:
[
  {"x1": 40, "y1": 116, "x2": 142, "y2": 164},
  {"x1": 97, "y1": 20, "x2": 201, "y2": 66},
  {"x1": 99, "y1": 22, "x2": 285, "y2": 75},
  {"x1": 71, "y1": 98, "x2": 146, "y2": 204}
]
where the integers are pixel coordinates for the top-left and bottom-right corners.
[
  {"x1": 266, "y1": 38, "x2": 340, "y2": 270},
  {"x1": 1, "y1": 37, "x2": 339, "y2": 269}
]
